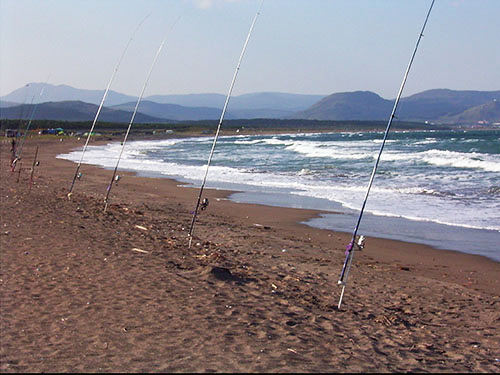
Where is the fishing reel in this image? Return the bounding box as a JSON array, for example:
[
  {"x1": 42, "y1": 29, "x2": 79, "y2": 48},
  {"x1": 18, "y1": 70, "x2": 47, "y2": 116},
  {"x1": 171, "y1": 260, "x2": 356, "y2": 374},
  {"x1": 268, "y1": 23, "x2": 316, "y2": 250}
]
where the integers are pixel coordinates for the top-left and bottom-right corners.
[
  {"x1": 200, "y1": 197, "x2": 209, "y2": 211},
  {"x1": 10, "y1": 157, "x2": 19, "y2": 171},
  {"x1": 337, "y1": 235, "x2": 365, "y2": 286},
  {"x1": 356, "y1": 235, "x2": 366, "y2": 251},
  {"x1": 114, "y1": 175, "x2": 121, "y2": 185}
]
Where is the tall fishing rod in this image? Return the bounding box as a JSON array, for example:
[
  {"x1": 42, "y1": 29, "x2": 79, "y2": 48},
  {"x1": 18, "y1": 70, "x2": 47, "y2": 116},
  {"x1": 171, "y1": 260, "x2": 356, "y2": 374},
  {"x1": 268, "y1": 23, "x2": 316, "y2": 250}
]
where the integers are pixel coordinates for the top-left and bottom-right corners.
[
  {"x1": 188, "y1": 0, "x2": 264, "y2": 248},
  {"x1": 103, "y1": 15, "x2": 183, "y2": 212},
  {"x1": 68, "y1": 13, "x2": 150, "y2": 197},
  {"x1": 337, "y1": 0, "x2": 436, "y2": 310}
]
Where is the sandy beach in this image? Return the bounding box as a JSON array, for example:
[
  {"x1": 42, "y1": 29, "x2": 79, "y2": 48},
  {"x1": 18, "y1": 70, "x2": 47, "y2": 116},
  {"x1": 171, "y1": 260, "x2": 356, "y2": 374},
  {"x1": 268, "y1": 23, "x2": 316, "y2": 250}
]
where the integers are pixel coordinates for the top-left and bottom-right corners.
[{"x1": 1, "y1": 135, "x2": 499, "y2": 373}]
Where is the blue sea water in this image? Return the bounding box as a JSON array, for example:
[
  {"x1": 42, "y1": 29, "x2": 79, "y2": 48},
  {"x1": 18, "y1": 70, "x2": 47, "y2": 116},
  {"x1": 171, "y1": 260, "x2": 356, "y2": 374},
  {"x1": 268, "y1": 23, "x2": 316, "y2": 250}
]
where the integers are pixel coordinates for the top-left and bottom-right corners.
[{"x1": 58, "y1": 129, "x2": 500, "y2": 261}]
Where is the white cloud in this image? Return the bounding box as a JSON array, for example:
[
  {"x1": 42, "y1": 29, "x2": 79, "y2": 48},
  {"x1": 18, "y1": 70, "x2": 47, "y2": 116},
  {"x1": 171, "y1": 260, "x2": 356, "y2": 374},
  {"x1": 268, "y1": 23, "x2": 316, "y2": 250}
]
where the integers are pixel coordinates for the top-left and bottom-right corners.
[
  {"x1": 194, "y1": 0, "x2": 213, "y2": 9},
  {"x1": 190, "y1": 0, "x2": 244, "y2": 10}
]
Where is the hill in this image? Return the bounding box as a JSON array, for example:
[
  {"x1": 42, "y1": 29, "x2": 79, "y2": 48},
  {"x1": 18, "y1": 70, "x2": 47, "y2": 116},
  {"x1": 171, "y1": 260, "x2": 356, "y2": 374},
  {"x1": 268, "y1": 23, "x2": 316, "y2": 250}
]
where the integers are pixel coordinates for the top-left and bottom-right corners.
[
  {"x1": 398, "y1": 89, "x2": 500, "y2": 121},
  {"x1": 110, "y1": 100, "x2": 226, "y2": 121},
  {"x1": 1, "y1": 83, "x2": 137, "y2": 107},
  {"x1": 2, "y1": 84, "x2": 500, "y2": 124},
  {"x1": 1, "y1": 84, "x2": 325, "y2": 119},
  {"x1": 124, "y1": 92, "x2": 324, "y2": 119},
  {"x1": 144, "y1": 92, "x2": 324, "y2": 112},
  {"x1": 0, "y1": 100, "x2": 20, "y2": 108},
  {"x1": 0, "y1": 101, "x2": 165, "y2": 123},
  {"x1": 293, "y1": 89, "x2": 500, "y2": 125},
  {"x1": 293, "y1": 91, "x2": 393, "y2": 121},
  {"x1": 436, "y1": 100, "x2": 500, "y2": 124}
]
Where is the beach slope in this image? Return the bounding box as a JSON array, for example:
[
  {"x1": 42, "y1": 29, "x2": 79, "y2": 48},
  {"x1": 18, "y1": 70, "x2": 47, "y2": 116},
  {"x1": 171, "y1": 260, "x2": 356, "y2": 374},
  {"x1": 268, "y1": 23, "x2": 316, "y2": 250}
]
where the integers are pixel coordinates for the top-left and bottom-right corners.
[{"x1": 1, "y1": 136, "x2": 499, "y2": 372}]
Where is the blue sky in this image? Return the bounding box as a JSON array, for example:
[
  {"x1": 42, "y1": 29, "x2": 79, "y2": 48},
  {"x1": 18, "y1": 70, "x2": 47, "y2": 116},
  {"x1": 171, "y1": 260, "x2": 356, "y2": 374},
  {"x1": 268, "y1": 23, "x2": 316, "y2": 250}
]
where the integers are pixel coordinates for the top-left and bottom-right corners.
[{"x1": 0, "y1": 0, "x2": 499, "y2": 99}]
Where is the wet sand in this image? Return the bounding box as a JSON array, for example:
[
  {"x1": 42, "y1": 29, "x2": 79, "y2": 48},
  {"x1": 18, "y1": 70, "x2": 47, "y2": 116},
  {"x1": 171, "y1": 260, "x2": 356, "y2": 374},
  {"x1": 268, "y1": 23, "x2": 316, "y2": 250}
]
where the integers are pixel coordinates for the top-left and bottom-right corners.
[{"x1": 1, "y1": 135, "x2": 499, "y2": 372}]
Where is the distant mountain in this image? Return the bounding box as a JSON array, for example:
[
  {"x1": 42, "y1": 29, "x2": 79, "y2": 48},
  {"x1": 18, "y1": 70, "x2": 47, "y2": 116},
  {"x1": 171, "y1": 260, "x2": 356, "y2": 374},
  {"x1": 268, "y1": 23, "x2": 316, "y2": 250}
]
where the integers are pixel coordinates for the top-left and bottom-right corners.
[
  {"x1": 436, "y1": 100, "x2": 500, "y2": 124},
  {"x1": 229, "y1": 92, "x2": 325, "y2": 119},
  {"x1": 144, "y1": 92, "x2": 324, "y2": 112},
  {"x1": 111, "y1": 100, "x2": 227, "y2": 121},
  {"x1": 113, "y1": 100, "x2": 297, "y2": 121},
  {"x1": 293, "y1": 89, "x2": 500, "y2": 125},
  {"x1": 1, "y1": 83, "x2": 137, "y2": 106},
  {"x1": 231, "y1": 92, "x2": 325, "y2": 111},
  {"x1": 229, "y1": 108, "x2": 295, "y2": 119},
  {"x1": 2, "y1": 84, "x2": 500, "y2": 124},
  {"x1": 143, "y1": 92, "x2": 324, "y2": 119},
  {"x1": 1, "y1": 84, "x2": 326, "y2": 120},
  {"x1": 398, "y1": 89, "x2": 500, "y2": 121},
  {"x1": 145, "y1": 93, "x2": 226, "y2": 108},
  {"x1": 293, "y1": 91, "x2": 393, "y2": 121},
  {"x1": 0, "y1": 100, "x2": 20, "y2": 108},
  {"x1": 0, "y1": 101, "x2": 165, "y2": 123}
]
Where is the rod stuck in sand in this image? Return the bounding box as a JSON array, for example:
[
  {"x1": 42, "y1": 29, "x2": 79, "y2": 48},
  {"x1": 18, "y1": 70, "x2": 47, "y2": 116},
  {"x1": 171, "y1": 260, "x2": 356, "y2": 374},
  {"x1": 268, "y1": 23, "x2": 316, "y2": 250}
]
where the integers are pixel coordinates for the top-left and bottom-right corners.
[
  {"x1": 103, "y1": 15, "x2": 183, "y2": 212},
  {"x1": 188, "y1": 0, "x2": 264, "y2": 248},
  {"x1": 337, "y1": 0, "x2": 436, "y2": 310},
  {"x1": 28, "y1": 145, "x2": 40, "y2": 193},
  {"x1": 68, "y1": 13, "x2": 150, "y2": 197}
]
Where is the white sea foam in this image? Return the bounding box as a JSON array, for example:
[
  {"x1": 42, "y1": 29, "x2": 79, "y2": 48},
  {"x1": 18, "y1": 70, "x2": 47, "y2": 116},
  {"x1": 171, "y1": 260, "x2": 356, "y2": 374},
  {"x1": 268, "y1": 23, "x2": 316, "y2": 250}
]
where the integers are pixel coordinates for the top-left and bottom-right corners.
[
  {"x1": 414, "y1": 138, "x2": 437, "y2": 145},
  {"x1": 421, "y1": 150, "x2": 500, "y2": 172},
  {"x1": 57, "y1": 132, "x2": 500, "y2": 233},
  {"x1": 284, "y1": 141, "x2": 371, "y2": 160},
  {"x1": 262, "y1": 138, "x2": 295, "y2": 146},
  {"x1": 234, "y1": 139, "x2": 264, "y2": 145}
]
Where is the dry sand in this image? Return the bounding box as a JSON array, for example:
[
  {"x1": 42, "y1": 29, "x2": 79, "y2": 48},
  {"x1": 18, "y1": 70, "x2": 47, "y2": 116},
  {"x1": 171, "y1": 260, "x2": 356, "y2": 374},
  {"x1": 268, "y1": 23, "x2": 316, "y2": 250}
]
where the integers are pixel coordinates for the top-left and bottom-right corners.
[{"x1": 1, "y1": 135, "x2": 499, "y2": 373}]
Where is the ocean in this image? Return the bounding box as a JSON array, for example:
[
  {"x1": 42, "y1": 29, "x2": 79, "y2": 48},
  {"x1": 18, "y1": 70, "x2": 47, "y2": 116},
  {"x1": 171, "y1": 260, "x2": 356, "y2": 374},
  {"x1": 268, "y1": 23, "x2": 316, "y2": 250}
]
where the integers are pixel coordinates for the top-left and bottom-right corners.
[{"x1": 58, "y1": 129, "x2": 500, "y2": 262}]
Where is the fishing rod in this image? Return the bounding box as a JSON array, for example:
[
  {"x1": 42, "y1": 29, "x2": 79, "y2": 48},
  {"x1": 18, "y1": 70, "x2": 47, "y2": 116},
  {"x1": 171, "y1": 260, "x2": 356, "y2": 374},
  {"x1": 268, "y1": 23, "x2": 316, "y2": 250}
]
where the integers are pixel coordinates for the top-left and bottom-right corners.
[
  {"x1": 103, "y1": 15, "x2": 183, "y2": 212},
  {"x1": 337, "y1": 0, "x2": 436, "y2": 310},
  {"x1": 28, "y1": 145, "x2": 40, "y2": 193},
  {"x1": 13, "y1": 85, "x2": 46, "y2": 171},
  {"x1": 68, "y1": 13, "x2": 151, "y2": 197},
  {"x1": 9, "y1": 84, "x2": 30, "y2": 172},
  {"x1": 188, "y1": 0, "x2": 264, "y2": 248}
]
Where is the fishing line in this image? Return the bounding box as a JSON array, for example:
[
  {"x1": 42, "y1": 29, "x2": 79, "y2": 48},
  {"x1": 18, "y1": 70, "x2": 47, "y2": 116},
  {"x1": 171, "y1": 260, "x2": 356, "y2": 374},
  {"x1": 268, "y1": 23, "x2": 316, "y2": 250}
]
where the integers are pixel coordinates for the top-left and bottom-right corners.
[
  {"x1": 68, "y1": 13, "x2": 151, "y2": 196},
  {"x1": 337, "y1": 0, "x2": 436, "y2": 310},
  {"x1": 15, "y1": 84, "x2": 31, "y2": 135},
  {"x1": 103, "y1": 14, "x2": 184, "y2": 212},
  {"x1": 188, "y1": 0, "x2": 264, "y2": 247}
]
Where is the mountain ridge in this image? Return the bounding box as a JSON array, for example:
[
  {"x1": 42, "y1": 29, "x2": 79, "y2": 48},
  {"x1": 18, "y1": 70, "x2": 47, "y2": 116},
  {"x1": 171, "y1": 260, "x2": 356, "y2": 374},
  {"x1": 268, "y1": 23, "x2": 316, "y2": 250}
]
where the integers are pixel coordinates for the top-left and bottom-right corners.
[
  {"x1": 1, "y1": 83, "x2": 499, "y2": 125},
  {"x1": 295, "y1": 89, "x2": 500, "y2": 124},
  {"x1": 0, "y1": 100, "x2": 165, "y2": 123},
  {"x1": 1, "y1": 83, "x2": 324, "y2": 119}
]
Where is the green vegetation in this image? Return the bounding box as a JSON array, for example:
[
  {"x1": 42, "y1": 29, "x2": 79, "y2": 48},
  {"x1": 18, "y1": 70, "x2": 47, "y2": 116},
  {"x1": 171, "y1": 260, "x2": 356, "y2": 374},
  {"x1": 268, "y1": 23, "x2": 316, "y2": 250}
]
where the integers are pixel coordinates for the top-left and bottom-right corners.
[{"x1": 1, "y1": 118, "x2": 452, "y2": 139}]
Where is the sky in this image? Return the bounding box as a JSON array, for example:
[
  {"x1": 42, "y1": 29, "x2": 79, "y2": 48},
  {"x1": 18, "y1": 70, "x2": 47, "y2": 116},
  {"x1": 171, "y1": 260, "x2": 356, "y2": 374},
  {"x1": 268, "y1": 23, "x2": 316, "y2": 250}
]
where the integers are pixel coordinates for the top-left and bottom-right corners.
[{"x1": 0, "y1": 0, "x2": 499, "y2": 99}]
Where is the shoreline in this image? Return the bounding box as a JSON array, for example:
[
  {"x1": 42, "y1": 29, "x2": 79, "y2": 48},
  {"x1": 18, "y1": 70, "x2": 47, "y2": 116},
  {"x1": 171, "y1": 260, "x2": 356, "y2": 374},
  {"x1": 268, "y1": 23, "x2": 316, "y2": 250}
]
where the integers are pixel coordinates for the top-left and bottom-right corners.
[
  {"x1": 22, "y1": 134, "x2": 500, "y2": 287},
  {"x1": 1, "y1": 134, "x2": 499, "y2": 372},
  {"x1": 59, "y1": 132, "x2": 500, "y2": 263}
]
